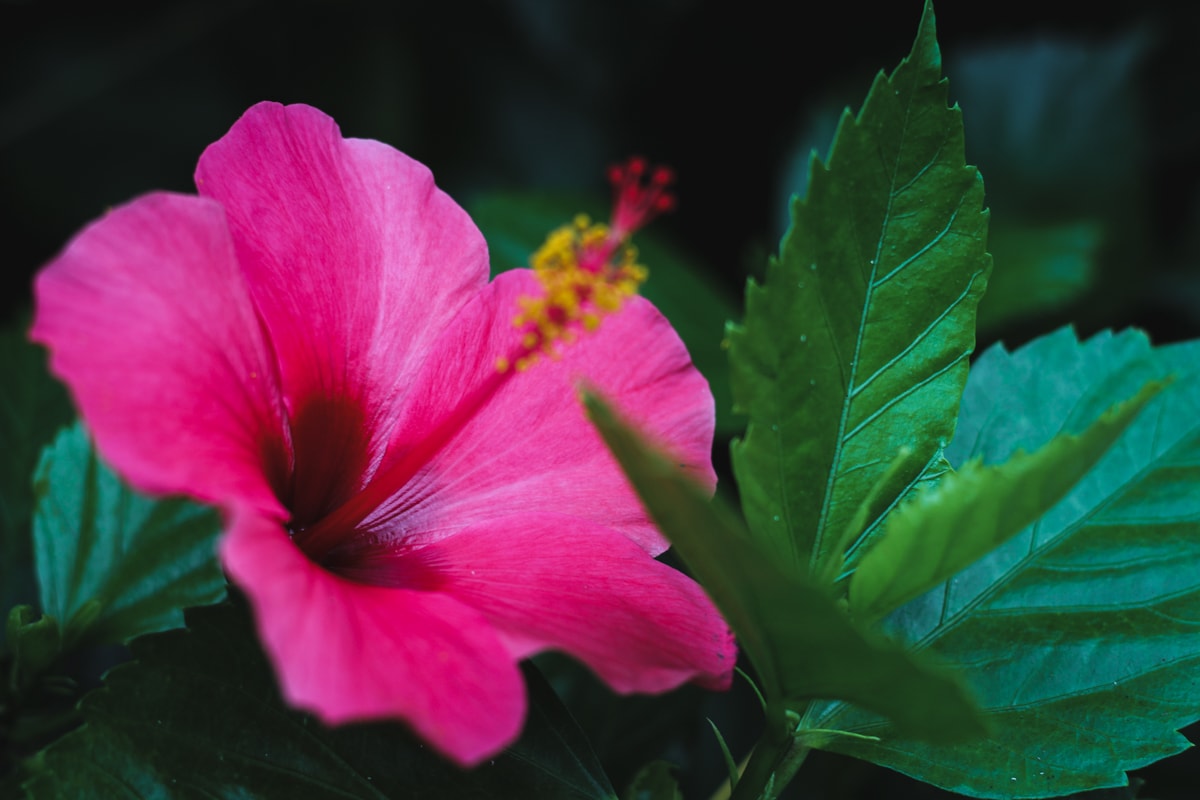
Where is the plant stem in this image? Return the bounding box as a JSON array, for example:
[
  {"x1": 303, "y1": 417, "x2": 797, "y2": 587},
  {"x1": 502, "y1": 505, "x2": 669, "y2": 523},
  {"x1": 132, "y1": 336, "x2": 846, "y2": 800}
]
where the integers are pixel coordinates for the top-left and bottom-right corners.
[
  {"x1": 723, "y1": 709, "x2": 816, "y2": 800},
  {"x1": 767, "y1": 737, "x2": 813, "y2": 798}
]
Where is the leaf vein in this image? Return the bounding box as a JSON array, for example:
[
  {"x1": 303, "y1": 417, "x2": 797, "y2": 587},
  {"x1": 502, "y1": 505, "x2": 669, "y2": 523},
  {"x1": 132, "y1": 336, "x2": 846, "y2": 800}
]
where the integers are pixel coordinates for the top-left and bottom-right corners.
[
  {"x1": 850, "y1": 270, "x2": 982, "y2": 399},
  {"x1": 844, "y1": 351, "x2": 969, "y2": 444}
]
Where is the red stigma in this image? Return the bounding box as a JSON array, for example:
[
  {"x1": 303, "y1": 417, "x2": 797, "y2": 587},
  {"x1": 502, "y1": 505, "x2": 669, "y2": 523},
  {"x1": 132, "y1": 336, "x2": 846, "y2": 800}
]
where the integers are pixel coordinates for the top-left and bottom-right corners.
[{"x1": 608, "y1": 156, "x2": 676, "y2": 238}]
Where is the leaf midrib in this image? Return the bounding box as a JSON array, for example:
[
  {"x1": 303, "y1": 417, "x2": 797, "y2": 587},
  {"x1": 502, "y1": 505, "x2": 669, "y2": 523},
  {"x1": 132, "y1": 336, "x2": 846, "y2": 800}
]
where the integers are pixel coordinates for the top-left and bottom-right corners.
[{"x1": 811, "y1": 66, "x2": 918, "y2": 573}]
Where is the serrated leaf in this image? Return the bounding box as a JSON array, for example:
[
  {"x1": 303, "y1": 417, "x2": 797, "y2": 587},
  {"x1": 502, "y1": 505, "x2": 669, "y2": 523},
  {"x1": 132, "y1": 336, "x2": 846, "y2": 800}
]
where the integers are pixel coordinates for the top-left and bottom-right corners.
[
  {"x1": 24, "y1": 602, "x2": 617, "y2": 800},
  {"x1": 726, "y1": 0, "x2": 990, "y2": 580},
  {"x1": 849, "y1": 377, "x2": 1165, "y2": 624},
  {"x1": 808, "y1": 327, "x2": 1200, "y2": 798},
  {"x1": 0, "y1": 321, "x2": 73, "y2": 635},
  {"x1": 32, "y1": 420, "x2": 225, "y2": 648},
  {"x1": 469, "y1": 191, "x2": 741, "y2": 437},
  {"x1": 584, "y1": 392, "x2": 985, "y2": 742}
]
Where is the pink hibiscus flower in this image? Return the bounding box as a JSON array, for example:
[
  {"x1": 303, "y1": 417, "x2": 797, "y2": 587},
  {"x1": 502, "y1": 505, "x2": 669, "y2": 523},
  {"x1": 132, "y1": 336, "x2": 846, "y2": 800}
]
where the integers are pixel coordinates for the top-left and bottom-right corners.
[{"x1": 31, "y1": 102, "x2": 734, "y2": 765}]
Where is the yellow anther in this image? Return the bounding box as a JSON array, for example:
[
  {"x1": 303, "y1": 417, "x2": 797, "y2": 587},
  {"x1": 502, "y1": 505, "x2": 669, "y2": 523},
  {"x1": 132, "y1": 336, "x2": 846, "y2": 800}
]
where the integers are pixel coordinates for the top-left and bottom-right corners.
[
  {"x1": 496, "y1": 157, "x2": 675, "y2": 375},
  {"x1": 508, "y1": 215, "x2": 648, "y2": 369}
]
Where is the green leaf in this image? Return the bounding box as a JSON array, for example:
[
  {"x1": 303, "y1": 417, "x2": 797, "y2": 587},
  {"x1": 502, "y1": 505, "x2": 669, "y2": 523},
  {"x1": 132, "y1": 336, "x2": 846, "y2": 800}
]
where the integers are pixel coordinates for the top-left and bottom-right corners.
[
  {"x1": 726, "y1": 0, "x2": 990, "y2": 579},
  {"x1": 24, "y1": 602, "x2": 617, "y2": 800},
  {"x1": 584, "y1": 392, "x2": 985, "y2": 742},
  {"x1": 5, "y1": 605, "x2": 61, "y2": 694},
  {"x1": 622, "y1": 761, "x2": 682, "y2": 800},
  {"x1": 0, "y1": 322, "x2": 73, "y2": 634},
  {"x1": 469, "y1": 191, "x2": 741, "y2": 437},
  {"x1": 808, "y1": 327, "x2": 1200, "y2": 798},
  {"x1": 707, "y1": 718, "x2": 740, "y2": 791},
  {"x1": 848, "y1": 377, "x2": 1165, "y2": 625},
  {"x1": 976, "y1": 218, "x2": 1099, "y2": 331},
  {"x1": 32, "y1": 421, "x2": 225, "y2": 648}
]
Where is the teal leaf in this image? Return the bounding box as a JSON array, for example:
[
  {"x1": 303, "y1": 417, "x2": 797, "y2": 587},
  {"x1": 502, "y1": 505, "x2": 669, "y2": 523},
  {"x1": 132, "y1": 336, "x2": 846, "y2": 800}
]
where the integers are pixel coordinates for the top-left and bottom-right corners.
[
  {"x1": 725, "y1": 0, "x2": 990, "y2": 579},
  {"x1": 848, "y1": 377, "x2": 1164, "y2": 625},
  {"x1": 32, "y1": 421, "x2": 225, "y2": 648},
  {"x1": 808, "y1": 327, "x2": 1200, "y2": 798},
  {"x1": 0, "y1": 322, "x2": 73, "y2": 634},
  {"x1": 469, "y1": 191, "x2": 741, "y2": 437},
  {"x1": 584, "y1": 392, "x2": 985, "y2": 742},
  {"x1": 23, "y1": 602, "x2": 617, "y2": 800}
]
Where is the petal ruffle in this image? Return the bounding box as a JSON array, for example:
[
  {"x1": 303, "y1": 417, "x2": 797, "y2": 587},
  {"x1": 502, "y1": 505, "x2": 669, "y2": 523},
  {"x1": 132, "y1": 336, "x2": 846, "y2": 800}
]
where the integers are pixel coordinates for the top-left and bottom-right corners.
[
  {"x1": 221, "y1": 507, "x2": 526, "y2": 766},
  {"x1": 195, "y1": 102, "x2": 490, "y2": 523},
  {"x1": 356, "y1": 269, "x2": 715, "y2": 556},
  {"x1": 415, "y1": 513, "x2": 735, "y2": 693},
  {"x1": 32, "y1": 192, "x2": 285, "y2": 513}
]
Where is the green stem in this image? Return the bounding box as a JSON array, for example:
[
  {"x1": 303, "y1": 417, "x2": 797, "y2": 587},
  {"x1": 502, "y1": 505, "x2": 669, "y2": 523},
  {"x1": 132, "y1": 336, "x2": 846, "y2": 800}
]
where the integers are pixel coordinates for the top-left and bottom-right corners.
[
  {"x1": 767, "y1": 737, "x2": 813, "y2": 798},
  {"x1": 726, "y1": 704, "x2": 814, "y2": 800}
]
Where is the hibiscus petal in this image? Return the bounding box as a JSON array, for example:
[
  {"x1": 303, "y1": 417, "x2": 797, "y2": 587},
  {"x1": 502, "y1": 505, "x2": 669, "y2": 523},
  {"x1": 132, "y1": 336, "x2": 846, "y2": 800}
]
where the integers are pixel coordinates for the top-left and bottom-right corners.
[
  {"x1": 360, "y1": 268, "x2": 716, "y2": 555},
  {"x1": 194, "y1": 102, "x2": 489, "y2": 523},
  {"x1": 221, "y1": 507, "x2": 526, "y2": 766},
  {"x1": 31, "y1": 192, "x2": 285, "y2": 513},
  {"x1": 416, "y1": 513, "x2": 735, "y2": 693}
]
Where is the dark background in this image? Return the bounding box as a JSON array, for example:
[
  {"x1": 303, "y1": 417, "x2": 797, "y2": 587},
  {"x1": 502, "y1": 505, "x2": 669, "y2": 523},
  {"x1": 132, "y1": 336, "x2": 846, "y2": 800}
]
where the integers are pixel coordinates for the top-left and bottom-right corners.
[{"x1": 3, "y1": 1, "x2": 1199, "y2": 798}]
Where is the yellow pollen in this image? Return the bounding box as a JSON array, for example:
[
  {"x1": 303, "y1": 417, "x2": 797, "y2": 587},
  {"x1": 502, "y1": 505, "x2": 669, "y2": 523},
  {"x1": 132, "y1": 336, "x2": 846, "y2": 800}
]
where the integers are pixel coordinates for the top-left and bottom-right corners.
[{"x1": 504, "y1": 215, "x2": 649, "y2": 370}]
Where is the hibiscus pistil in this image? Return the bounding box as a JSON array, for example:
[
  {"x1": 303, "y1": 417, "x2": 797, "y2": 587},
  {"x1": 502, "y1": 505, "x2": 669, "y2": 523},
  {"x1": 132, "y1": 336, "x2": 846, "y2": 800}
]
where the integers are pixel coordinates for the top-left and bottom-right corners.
[{"x1": 498, "y1": 157, "x2": 675, "y2": 373}]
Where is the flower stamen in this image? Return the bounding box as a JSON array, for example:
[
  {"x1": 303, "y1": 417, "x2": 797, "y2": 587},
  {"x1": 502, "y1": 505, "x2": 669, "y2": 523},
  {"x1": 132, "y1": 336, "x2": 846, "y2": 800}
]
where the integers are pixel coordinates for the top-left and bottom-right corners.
[{"x1": 501, "y1": 157, "x2": 674, "y2": 371}]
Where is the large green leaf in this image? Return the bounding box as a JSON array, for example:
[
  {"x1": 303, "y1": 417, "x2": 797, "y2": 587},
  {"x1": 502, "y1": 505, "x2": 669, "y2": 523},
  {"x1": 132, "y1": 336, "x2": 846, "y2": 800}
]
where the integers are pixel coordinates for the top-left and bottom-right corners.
[
  {"x1": 808, "y1": 327, "x2": 1200, "y2": 798},
  {"x1": 725, "y1": 0, "x2": 990, "y2": 579},
  {"x1": 32, "y1": 421, "x2": 225, "y2": 648},
  {"x1": 0, "y1": 322, "x2": 73, "y2": 632},
  {"x1": 848, "y1": 377, "x2": 1164, "y2": 625},
  {"x1": 584, "y1": 392, "x2": 984, "y2": 743},
  {"x1": 469, "y1": 191, "x2": 741, "y2": 437},
  {"x1": 23, "y1": 602, "x2": 617, "y2": 800}
]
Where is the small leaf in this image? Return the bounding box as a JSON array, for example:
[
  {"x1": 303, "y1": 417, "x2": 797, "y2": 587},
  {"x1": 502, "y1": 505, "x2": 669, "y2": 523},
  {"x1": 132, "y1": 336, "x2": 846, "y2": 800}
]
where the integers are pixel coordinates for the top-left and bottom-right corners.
[
  {"x1": 736, "y1": 666, "x2": 767, "y2": 713},
  {"x1": 622, "y1": 761, "x2": 683, "y2": 800},
  {"x1": 809, "y1": 327, "x2": 1200, "y2": 797},
  {"x1": 24, "y1": 602, "x2": 617, "y2": 800},
  {"x1": 584, "y1": 392, "x2": 985, "y2": 742},
  {"x1": 469, "y1": 191, "x2": 741, "y2": 437},
  {"x1": 976, "y1": 218, "x2": 1100, "y2": 331},
  {"x1": 32, "y1": 420, "x2": 225, "y2": 648},
  {"x1": 5, "y1": 605, "x2": 61, "y2": 693},
  {"x1": 725, "y1": 0, "x2": 990, "y2": 580},
  {"x1": 849, "y1": 377, "x2": 1165, "y2": 624},
  {"x1": 707, "y1": 718, "x2": 740, "y2": 791}
]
